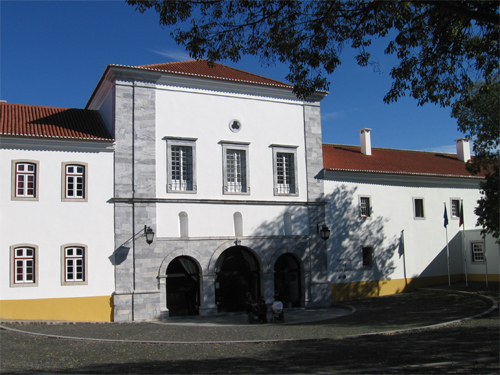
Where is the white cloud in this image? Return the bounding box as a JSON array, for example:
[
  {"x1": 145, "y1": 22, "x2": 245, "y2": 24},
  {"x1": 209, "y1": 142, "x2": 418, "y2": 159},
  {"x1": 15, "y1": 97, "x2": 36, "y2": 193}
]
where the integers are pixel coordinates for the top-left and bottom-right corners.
[
  {"x1": 152, "y1": 49, "x2": 191, "y2": 61},
  {"x1": 321, "y1": 111, "x2": 346, "y2": 121}
]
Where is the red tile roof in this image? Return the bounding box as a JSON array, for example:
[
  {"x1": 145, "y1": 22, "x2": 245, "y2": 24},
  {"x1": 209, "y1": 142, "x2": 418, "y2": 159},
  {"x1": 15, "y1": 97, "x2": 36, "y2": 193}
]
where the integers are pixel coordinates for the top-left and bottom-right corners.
[
  {"x1": 0, "y1": 102, "x2": 113, "y2": 141},
  {"x1": 323, "y1": 144, "x2": 483, "y2": 179},
  {"x1": 137, "y1": 59, "x2": 293, "y2": 89}
]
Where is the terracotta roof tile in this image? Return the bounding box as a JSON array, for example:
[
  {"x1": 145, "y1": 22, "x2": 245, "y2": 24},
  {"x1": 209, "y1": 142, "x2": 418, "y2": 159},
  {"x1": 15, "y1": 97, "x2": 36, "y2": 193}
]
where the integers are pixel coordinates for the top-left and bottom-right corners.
[
  {"x1": 137, "y1": 59, "x2": 293, "y2": 89},
  {"x1": 0, "y1": 102, "x2": 113, "y2": 141},
  {"x1": 323, "y1": 144, "x2": 483, "y2": 179}
]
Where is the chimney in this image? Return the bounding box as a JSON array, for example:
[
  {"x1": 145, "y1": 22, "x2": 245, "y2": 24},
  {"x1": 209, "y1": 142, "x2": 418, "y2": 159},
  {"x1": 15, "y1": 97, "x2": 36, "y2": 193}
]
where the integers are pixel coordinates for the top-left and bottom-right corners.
[
  {"x1": 359, "y1": 128, "x2": 372, "y2": 155},
  {"x1": 455, "y1": 138, "x2": 471, "y2": 162}
]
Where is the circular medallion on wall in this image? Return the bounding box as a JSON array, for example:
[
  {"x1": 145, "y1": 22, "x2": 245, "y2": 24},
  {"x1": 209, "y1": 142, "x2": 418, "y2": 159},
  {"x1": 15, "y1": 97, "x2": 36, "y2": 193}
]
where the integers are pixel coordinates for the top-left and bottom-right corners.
[{"x1": 229, "y1": 119, "x2": 242, "y2": 133}]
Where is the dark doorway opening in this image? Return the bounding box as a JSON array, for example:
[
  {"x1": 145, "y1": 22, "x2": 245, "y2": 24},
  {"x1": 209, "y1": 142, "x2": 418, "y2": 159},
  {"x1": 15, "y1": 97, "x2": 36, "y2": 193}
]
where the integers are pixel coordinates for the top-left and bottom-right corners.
[
  {"x1": 166, "y1": 256, "x2": 200, "y2": 316},
  {"x1": 215, "y1": 246, "x2": 260, "y2": 313},
  {"x1": 274, "y1": 254, "x2": 302, "y2": 308}
]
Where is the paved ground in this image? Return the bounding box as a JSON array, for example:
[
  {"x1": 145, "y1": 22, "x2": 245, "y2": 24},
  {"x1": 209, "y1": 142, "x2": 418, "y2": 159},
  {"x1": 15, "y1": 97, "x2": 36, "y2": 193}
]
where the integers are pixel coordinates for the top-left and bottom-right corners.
[{"x1": 1, "y1": 282, "x2": 499, "y2": 374}]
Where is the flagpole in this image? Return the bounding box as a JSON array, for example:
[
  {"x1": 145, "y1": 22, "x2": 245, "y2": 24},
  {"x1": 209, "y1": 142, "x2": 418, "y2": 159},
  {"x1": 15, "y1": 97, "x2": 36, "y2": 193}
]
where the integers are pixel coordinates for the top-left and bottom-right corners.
[
  {"x1": 401, "y1": 230, "x2": 407, "y2": 288},
  {"x1": 444, "y1": 203, "x2": 451, "y2": 286},
  {"x1": 484, "y1": 238, "x2": 489, "y2": 287},
  {"x1": 461, "y1": 200, "x2": 468, "y2": 287}
]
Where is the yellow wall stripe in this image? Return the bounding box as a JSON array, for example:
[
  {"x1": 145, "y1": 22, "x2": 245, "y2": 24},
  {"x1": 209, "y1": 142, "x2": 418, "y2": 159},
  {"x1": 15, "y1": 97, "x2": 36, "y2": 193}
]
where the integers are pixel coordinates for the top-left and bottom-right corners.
[{"x1": 0, "y1": 296, "x2": 113, "y2": 322}]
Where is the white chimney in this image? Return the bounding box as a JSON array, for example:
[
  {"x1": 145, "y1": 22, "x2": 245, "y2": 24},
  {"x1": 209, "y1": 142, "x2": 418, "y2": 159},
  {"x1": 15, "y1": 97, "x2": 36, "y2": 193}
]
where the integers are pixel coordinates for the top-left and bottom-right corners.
[
  {"x1": 455, "y1": 138, "x2": 471, "y2": 162},
  {"x1": 359, "y1": 128, "x2": 372, "y2": 155}
]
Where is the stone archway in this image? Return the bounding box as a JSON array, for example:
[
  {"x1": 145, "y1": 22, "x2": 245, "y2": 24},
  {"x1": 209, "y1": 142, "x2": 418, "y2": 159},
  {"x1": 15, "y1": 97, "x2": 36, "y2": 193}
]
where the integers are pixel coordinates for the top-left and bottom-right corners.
[
  {"x1": 214, "y1": 246, "x2": 260, "y2": 313},
  {"x1": 166, "y1": 256, "x2": 200, "y2": 316},
  {"x1": 274, "y1": 253, "x2": 302, "y2": 308}
]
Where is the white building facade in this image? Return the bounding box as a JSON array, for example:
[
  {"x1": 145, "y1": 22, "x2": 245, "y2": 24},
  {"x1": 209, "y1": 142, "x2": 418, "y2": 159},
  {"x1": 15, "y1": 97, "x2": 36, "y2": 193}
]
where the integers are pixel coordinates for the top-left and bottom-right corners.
[
  {"x1": 0, "y1": 104, "x2": 115, "y2": 321},
  {"x1": 1, "y1": 61, "x2": 497, "y2": 322},
  {"x1": 86, "y1": 61, "x2": 330, "y2": 321},
  {"x1": 323, "y1": 130, "x2": 499, "y2": 301}
]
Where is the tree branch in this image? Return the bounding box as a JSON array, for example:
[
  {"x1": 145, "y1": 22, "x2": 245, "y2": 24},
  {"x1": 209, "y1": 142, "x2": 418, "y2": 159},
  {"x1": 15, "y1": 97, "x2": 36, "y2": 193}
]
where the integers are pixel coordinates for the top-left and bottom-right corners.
[{"x1": 412, "y1": 0, "x2": 499, "y2": 25}]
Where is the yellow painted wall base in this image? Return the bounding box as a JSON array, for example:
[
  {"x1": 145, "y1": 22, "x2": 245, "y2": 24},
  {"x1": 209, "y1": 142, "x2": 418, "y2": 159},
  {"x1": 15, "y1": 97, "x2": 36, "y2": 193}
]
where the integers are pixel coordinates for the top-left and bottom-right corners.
[
  {"x1": 331, "y1": 274, "x2": 469, "y2": 303},
  {"x1": 0, "y1": 296, "x2": 113, "y2": 322},
  {"x1": 467, "y1": 273, "x2": 500, "y2": 282}
]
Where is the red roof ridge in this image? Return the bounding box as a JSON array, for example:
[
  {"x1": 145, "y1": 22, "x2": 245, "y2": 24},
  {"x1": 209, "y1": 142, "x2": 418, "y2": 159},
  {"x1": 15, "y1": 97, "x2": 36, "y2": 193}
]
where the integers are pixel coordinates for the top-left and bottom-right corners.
[
  {"x1": 323, "y1": 143, "x2": 456, "y2": 156},
  {"x1": 135, "y1": 59, "x2": 293, "y2": 88}
]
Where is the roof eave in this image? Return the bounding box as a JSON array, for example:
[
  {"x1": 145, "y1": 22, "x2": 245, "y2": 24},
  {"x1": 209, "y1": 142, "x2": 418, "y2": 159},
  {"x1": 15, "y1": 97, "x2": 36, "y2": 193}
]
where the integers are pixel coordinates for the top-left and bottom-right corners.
[{"x1": 324, "y1": 168, "x2": 484, "y2": 179}]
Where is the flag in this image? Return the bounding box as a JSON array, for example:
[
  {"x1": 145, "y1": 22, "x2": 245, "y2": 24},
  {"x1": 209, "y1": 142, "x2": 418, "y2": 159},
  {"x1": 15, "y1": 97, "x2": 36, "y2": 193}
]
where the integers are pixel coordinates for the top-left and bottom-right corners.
[
  {"x1": 459, "y1": 200, "x2": 464, "y2": 227},
  {"x1": 443, "y1": 205, "x2": 449, "y2": 228}
]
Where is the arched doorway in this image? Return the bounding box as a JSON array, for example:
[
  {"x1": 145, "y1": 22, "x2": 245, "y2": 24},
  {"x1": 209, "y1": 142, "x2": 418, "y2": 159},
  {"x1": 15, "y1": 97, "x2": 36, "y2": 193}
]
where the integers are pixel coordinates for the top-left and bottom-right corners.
[
  {"x1": 274, "y1": 254, "x2": 302, "y2": 308},
  {"x1": 166, "y1": 256, "x2": 200, "y2": 316},
  {"x1": 214, "y1": 246, "x2": 260, "y2": 313}
]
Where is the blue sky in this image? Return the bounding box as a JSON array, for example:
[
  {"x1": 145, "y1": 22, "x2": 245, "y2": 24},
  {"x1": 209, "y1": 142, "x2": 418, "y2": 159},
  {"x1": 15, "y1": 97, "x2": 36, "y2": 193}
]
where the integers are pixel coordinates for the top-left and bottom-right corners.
[{"x1": 1, "y1": 0, "x2": 466, "y2": 153}]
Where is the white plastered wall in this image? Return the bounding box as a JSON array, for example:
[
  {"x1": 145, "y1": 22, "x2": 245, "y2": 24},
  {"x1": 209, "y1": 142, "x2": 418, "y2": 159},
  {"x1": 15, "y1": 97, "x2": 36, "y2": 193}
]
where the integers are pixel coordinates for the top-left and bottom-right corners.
[
  {"x1": 324, "y1": 177, "x2": 487, "y2": 284},
  {"x1": 154, "y1": 86, "x2": 310, "y2": 239},
  {"x1": 0, "y1": 143, "x2": 115, "y2": 301}
]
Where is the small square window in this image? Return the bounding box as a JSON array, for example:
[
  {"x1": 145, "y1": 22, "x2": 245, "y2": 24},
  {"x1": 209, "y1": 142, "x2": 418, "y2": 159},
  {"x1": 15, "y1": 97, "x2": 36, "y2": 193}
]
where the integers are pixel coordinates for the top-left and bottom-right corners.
[
  {"x1": 451, "y1": 199, "x2": 460, "y2": 218},
  {"x1": 471, "y1": 242, "x2": 485, "y2": 262},
  {"x1": 360, "y1": 197, "x2": 371, "y2": 217},
  {"x1": 414, "y1": 198, "x2": 425, "y2": 219}
]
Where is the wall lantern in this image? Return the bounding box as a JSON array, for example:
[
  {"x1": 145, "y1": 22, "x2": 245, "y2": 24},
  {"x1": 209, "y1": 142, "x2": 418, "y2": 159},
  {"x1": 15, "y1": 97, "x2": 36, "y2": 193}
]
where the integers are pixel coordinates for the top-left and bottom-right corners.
[
  {"x1": 144, "y1": 225, "x2": 155, "y2": 245},
  {"x1": 317, "y1": 224, "x2": 331, "y2": 241}
]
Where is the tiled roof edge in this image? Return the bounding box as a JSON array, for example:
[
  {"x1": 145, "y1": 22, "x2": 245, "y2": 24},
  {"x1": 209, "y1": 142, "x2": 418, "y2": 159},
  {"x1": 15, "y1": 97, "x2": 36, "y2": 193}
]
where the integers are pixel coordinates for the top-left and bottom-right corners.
[
  {"x1": 322, "y1": 143, "x2": 457, "y2": 155},
  {"x1": 108, "y1": 63, "x2": 296, "y2": 90},
  {"x1": 0, "y1": 133, "x2": 114, "y2": 142},
  {"x1": 324, "y1": 168, "x2": 484, "y2": 179}
]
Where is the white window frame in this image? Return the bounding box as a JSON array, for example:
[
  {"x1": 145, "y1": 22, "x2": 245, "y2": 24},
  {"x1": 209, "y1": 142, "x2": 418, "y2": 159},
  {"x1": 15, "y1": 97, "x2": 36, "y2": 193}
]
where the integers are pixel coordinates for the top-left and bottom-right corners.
[
  {"x1": 62, "y1": 162, "x2": 88, "y2": 202},
  {"x1": 221, "y1": 141, "x2": 250, "y2": 195},
  {"x1": 359, "y1": 196, "x2": 371, "y2": 218},
  {"x1": 11, "y1": 160, "x2": 39, "y2": 201},
  {"x1": 272, "y1": 145, "x2": 299, "y2": 196},
  {"x1": 61, "y1": 244, "x2": 88, "y2": 285},
  {"x1": 10, "y1": 244, "x2": 39, "y2": 287},
  {"x1": 471, "y1": 242, "x2": 485, "y2": 262},
  {"x1": 413, "y1": 198, "x2": 425, "y2": 219},
  {"x1": 165, "y1": 137, "x2": 197, "y2": 193},
  {"x1": 450, "y1": 198, "x2": 461, "y2": 219}
]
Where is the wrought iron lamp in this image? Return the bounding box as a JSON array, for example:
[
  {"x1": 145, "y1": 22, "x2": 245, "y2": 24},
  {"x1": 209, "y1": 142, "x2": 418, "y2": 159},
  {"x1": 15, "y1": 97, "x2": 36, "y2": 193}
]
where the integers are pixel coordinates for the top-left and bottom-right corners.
[
  {"x1": 144, "y1": 225, "x2": 155, "y2": 245},
  {"x1": 317, "y1": 224, "x2": 331, "y2": 241}
]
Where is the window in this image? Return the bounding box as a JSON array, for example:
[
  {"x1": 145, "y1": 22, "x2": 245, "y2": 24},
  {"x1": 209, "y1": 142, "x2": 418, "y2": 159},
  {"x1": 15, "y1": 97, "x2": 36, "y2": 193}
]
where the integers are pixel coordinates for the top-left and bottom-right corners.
[
  {"x1": 10, "y1": 245, "x2": 38, "y2": 287},
  {"x1": 12, "y1": 160, "x2": 39, "y2": 200},
  {"x1": 61, "y1": 244, "x2": 88, "y2": 285},
  {"x1": 471, "y1": 242, "x2": 485, "y2": 262},
  {"x1": 360, "y1": 196, "x2": 371, "y2": 217},
  {"x1": 165, "y1": 137, "x2": 197, "y2": 193},
  {"x1": 413, "y1": 198, "x2": 425, "y2": 219},
  {"x1": 62, "y1": 162, "x2": 87, "y2": 201},
  {"x1": 451, "y1": 199, "x2": 460, "y2": 219},
  {"x1": 222, "y1": 142, "x2": 250, "y2": 194},
  {"x1": 362, "y1": 246, "x2": 373, "y2": 267},
  {"x1": 272, "y1": 145, "x2": 298, "y2": 196},
  {"x1": 171, "y1": 146, "x2": 193, "y2": 190}
]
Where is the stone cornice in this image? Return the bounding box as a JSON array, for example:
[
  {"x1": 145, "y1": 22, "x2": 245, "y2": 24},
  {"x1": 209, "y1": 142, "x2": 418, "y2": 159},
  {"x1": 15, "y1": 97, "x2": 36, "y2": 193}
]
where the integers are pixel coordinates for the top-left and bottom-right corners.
[
  {"x1": 111, "y1": 197, "x2": 326, "y2": 206},
  {"x1": 0, "y1": 136, "x2": 115, "y2": 153}
]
